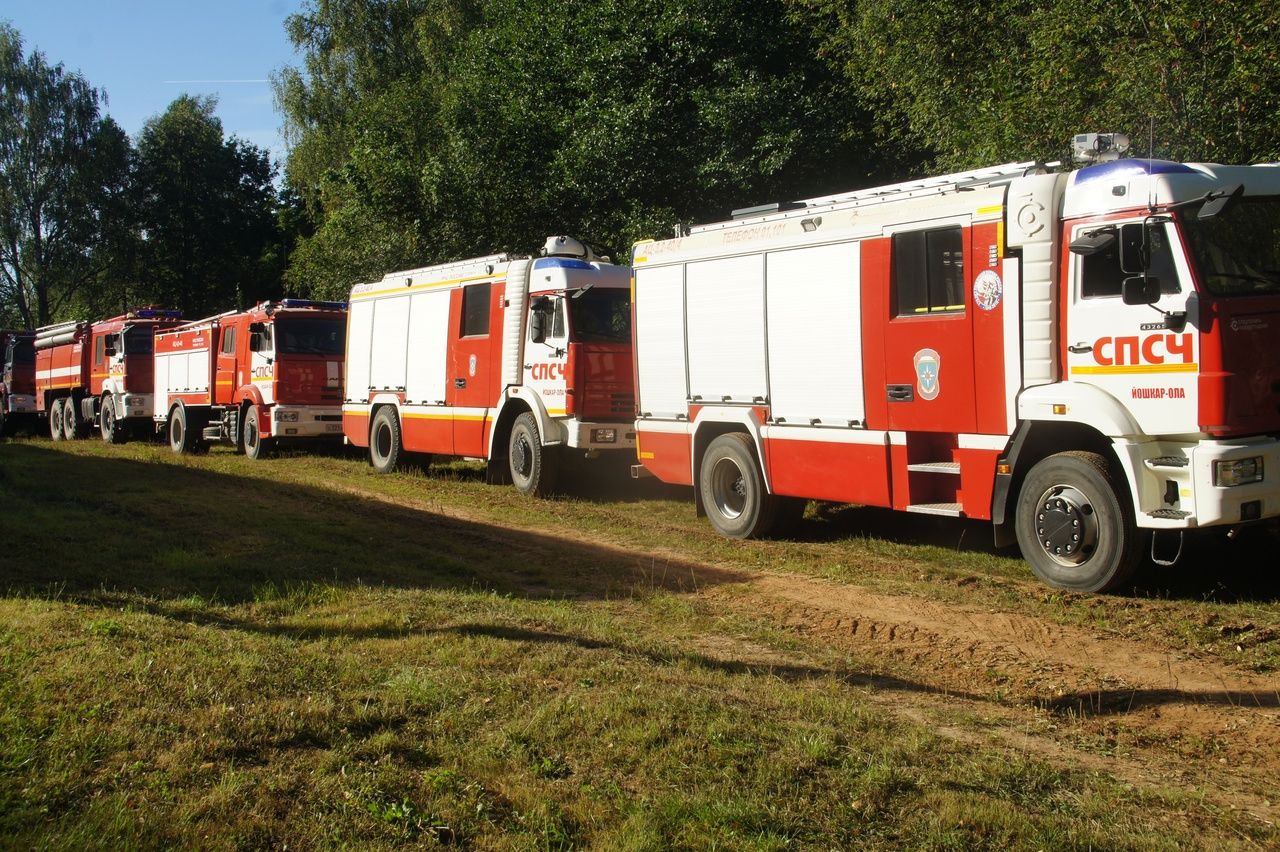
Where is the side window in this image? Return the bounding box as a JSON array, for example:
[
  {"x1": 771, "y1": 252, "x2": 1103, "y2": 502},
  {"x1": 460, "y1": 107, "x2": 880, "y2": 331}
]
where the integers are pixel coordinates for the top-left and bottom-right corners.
[
  {"x1": 220, "y1": 327, "x2": 237, "y2": 355},
  {"x1": 1081, "y1": 223, "x2": 1181, "y2": 299},
  {"x1": 94, "y1": 335, "x2": 106, "y2": 366},
  {"x1": 893, "y1": 227, "x2": 965, "y2": 315},
  {"x1": 461, "y1": 283, "x2": 491, "y2": 337}
]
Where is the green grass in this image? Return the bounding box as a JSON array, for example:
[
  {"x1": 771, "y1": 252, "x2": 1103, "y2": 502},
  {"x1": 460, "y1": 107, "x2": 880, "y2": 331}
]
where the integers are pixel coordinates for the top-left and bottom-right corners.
[{"x1": 1, "y1": 439, "x2": 1278, "y2": 848}]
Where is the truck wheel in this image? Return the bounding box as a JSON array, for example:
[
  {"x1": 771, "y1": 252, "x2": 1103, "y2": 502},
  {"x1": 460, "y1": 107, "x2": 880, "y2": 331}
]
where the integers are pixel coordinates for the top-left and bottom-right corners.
[
  {"x1": 243, "y1": 406, "x2": 272, "y2": 460},
  {"x1": 699, "y1": 432, "x2": 778, "y2": 539},
  {"x1": 49, "y1": 399, "x2": 65, "y2": 441},
  {"x1": 508, "y1": 412, "x2": 559, "y2": 496},
  {"x1": 62, "y1": 397, "x2": 82, "y2": 440},
  {"x1": 1014, "y1": 451, "x2": 1142, "y2": 593},
  {"x1": 100, "y1": 396, "x2": 127, "y2": 444},
  {"x1": 369, "y1": 406, "x2": 403, "y2": 473},
  {"x1": 168, "y1": 405, "x2": 197, "y2": 454}
]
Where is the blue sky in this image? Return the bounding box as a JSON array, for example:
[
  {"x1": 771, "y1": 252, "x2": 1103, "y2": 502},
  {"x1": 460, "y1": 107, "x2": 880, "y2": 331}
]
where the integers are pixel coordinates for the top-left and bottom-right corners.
[{"x1": 2, "y1": 0, "x2": 301, "y2": 168}]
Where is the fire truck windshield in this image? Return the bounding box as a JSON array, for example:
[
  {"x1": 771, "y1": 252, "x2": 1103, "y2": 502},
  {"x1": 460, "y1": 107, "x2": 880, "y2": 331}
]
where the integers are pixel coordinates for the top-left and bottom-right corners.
[
  {"x1": 122, "y1": 326, "x2": 154, "y2": 355},
  {"x1": 569, "y1": 288, "x2": 630, "y2": 343},
  {"x1": 9, "y1": 341, "x2": 34, "y2": 364},
  {"x1": 275, "y1": 318, "x2": 346, "y2": 355},
  {"x1": 1182, "y1": 197, "x2": 1280, "y2": 297}
]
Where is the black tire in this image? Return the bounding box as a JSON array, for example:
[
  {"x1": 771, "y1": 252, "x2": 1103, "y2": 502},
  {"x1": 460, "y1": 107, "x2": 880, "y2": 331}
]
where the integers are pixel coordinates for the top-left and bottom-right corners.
[
  {"x1": 62, "y1": 396, "x2": 82, "y2": 440},
  {"x1": 49, "y1": 399, "x2": 65, "y2": 441},
  {"x1": 1014, "y1": 451, "x2": 1142, "y2": 593},
  {"x1": 369, "y1": 406, "x2": 403, "y2": 473},
  {"x1": 698, "y1": 432, "x2": 779, "y2": 539},
  {"x1": 168, "y1": 404, "x2": 197, "y2": 454},
  {"x1": 243, "y1": 405, "x2": 272, "y2": 460},
  {"x1": 508, "y1": 412, "x2": 559, "y2": 496},
  {"x1": 100, "y1": 396, "x2": 127, "y2": 444}
]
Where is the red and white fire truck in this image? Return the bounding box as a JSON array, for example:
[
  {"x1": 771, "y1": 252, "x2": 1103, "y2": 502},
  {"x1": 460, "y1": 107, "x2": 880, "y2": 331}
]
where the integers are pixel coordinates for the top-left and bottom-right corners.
[
  {"x1": 343, "y1": 236, "x2": 634, "y2": 494},
  {"x1": 33, "y1": 309, "x2": 184, "y2": 443},
  {"x1": 1, "y1": 330, "x2": 36, "y2": 437},
  {"x1": 154, "y1": 300, "x2": 347, "y2": 458},
  {"x1": 631, "y1": 134, "x2": 1280, "y2": 592}
]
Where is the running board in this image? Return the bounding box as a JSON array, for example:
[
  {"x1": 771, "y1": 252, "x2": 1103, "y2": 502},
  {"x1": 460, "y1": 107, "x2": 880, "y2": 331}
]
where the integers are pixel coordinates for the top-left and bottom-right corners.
[
  {"x1": 905, "y1": 502, "x2": 964, "y2": 517},
  {"x1": 906, "y1": 462, "x2": 960, "y2": 475}
]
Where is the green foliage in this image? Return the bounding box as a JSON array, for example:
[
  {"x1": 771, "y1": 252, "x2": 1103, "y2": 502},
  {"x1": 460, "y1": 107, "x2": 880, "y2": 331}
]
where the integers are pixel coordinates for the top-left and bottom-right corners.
[
  {"x1": 0, "y1": 25, "x2": 131, "y2": 328},
  {"x1": 788, "y1": 0, "x2": 1280, "y2": 169},
  {"x1": 277, "y1": 0, "x2": 884, "y2": 299}
]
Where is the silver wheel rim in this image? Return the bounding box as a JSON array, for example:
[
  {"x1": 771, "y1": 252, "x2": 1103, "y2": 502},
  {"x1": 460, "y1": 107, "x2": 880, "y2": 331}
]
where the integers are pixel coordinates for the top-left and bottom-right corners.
[
  {"x1": 171, "y1": 417, "x2": 183, "y2": 448},
  {"x1": 246, "y1": 411, "x2": 259, "y2": 452},
  {"x1": 710, "y1": 457, "x2": 748, "y2": 521},
  {"x1": 512, "y1": 430, "x2": 532, "y2": 480},
  {"x1": 1034, "y1": 484, "x2": 1099, "y2": 566}
]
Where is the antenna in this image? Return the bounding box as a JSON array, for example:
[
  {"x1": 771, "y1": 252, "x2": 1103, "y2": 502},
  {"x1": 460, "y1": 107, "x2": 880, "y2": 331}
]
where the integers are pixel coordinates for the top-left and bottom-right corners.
[{"x1": 1148, "y1": 117, "x2": 1156, "y2": 212}]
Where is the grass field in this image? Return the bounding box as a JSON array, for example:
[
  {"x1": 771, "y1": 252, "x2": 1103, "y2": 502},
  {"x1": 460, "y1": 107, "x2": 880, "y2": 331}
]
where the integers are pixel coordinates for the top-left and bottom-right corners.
[{"x1": 2, "y1": 437, "x2": 1278, "y2": 849}]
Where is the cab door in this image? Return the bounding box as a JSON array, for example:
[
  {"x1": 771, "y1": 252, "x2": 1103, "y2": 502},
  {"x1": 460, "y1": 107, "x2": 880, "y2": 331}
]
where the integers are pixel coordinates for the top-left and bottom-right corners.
[
  {"x1": 881, "y1": 224, "x2": 978, "y2": 434},
  {"x1": 1064, "y1": 219, "x2": 1199, "y2": 435},
  {"x1": 447, "y1": 282, "x2": 494, "y2": 457},
  {"x1": 215, "y1": 324, "x2": 238, "y2": 405}
]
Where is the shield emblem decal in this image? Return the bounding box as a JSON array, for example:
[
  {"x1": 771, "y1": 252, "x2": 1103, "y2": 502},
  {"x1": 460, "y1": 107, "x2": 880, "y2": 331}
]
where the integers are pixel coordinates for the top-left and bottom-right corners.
[{"x1": 914, "y1": 348, "x2": 941, "y2": 401}]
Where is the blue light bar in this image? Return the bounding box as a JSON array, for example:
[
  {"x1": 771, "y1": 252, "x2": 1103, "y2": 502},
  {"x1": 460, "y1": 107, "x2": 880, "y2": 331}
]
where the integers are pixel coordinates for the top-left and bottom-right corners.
[{"x1": 133, "y1": 308, "x2": 184, "y2": 319}]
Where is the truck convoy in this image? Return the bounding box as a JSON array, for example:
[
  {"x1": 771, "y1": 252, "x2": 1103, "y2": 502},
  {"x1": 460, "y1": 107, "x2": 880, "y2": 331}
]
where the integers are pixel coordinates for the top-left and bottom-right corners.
[
  {"x1": 631, "y1": 133, "x2": 1280, "y2": 592},
  {"x1": 7, "y1": 136, "x2": 1279, "y2": 593},
  {"x1": 343, "y1": 235, "x2": 635, "y2": 494},
  {"x1": 153, "y1": 300, "x2": 347, "y2": 458},
  {"x1": 33, "y1": 309, "x2": 185, "y2": 443},
  {"x1": 1, "y1": 330, "x2": 36, "y2": 437}
]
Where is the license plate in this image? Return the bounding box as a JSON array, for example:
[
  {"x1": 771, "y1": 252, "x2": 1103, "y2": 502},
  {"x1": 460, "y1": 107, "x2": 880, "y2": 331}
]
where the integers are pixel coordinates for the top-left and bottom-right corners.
[{"x1": 326, "y1": 423, "x2": 342, "y2": 433}]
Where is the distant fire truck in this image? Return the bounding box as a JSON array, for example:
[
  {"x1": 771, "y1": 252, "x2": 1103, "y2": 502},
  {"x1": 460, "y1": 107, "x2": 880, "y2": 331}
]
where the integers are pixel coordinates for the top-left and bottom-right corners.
[
  {"x1": 153, "y1": 300, "x2": 347, "y2": 458},
  {"x1": 344, "y1": 236, "x2": 634, "y2": 494},
  {"x1": 33, "y1": 309, "x2": 183, "y2": 443},
  {"x1": 1, "y1": 330, "x2": 36, "y2": 437},
  {"x1": 631, "y1": 133, "x2": 1280, "y2": 591}
]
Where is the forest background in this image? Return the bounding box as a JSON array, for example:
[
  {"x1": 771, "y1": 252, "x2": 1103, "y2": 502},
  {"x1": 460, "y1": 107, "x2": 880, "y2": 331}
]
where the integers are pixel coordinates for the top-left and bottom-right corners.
[{"x1": 2, "y1": 0, "x2": 1278, "y2": 329}]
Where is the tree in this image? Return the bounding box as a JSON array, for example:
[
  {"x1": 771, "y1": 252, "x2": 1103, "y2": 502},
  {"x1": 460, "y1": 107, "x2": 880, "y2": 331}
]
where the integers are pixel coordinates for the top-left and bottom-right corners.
[
  {"x1": 787, "y1": 0, "x2": 1280, "y2": 170},
  {"x1": 132, "y1": 95, "x2": 280, "y2": 317},
  {"x1": 0, "y1": 25, "x2": 131, "y2": 328},
  {"x1": 276, "y1": 0, "x2": 889, "y2": 300}
]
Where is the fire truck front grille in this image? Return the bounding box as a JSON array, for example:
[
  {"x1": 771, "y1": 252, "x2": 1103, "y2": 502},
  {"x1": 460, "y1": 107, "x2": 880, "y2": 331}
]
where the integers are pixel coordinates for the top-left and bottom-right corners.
[{"x1": 609, "y1": 393, "x2": 634, "y2": 414}]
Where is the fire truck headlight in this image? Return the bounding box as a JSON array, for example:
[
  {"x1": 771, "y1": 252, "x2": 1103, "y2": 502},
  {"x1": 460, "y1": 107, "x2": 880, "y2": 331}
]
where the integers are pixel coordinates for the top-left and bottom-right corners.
[
  {"x1": 277, "y1": 410, "x2": 299, "y2": 423},
  {"x1": 125, "y1": 396, "x2": 144, "y2": 407},
  {"x1": 1214, "y1": 457, "x2": 1263, "y2": 487},
  {"x1": 592, "y1": 428, "x2": 617, "y2": 443}
]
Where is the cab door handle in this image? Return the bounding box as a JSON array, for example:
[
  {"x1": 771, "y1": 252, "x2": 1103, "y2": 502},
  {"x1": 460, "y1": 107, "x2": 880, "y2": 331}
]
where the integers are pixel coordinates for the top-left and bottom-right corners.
[
  {"x1": 454, "y1": 378, "x2": 467, "y2": 389},
  {"x1": 1068, "y1": 342, "x2": 1093, "y2": 354}
]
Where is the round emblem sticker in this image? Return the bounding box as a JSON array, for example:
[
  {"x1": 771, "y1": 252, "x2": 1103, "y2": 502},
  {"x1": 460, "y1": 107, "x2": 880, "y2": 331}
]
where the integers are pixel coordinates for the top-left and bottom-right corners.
[
  {"x1": 913, "y1": 348, "x2": 941, "y2": 401},
  {"x1": 973, "y1": 269, "x2": 1003, "y2": 311}
]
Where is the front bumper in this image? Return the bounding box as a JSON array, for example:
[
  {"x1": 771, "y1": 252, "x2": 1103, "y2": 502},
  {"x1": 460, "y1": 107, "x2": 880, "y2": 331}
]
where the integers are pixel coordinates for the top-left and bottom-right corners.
[
  {"x1": 562, "y1": 419, "x2": 637, "y2": 451},
  {"x1": 271, "y1": 405, "x2": 345, "y2": 439},
  {"x1": 1133, "y1": 435, "x2": 1280, "y2": 528},
  {"x1": 4, "y1": 393, "x2": 36, "y2": 414}
]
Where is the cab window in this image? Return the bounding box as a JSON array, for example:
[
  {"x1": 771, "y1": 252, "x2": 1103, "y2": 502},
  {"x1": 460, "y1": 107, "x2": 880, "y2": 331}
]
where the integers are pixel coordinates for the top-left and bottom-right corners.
[
  {"x1": 1081, "y1": 223, "x2": 1181, "y2": 299},
  {"x1": 461, "y1": 283, "x2": 491, "y2": 337},
  {"x1": 893, "y1": 226, "x2": 965, "y2": 315}
]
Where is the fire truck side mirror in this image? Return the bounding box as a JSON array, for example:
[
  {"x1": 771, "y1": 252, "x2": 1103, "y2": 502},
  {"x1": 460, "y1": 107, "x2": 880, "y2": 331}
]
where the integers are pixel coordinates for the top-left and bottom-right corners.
[
  {"x1": 1121, "y1": 275, "x2": 1161, "y2": 306},
  {"x1": 530, "y1": 297, "x2": 552, "y2": 344},
  {"x1": 1068, "y1": 227, "x2": 1116, "y2": 256}
]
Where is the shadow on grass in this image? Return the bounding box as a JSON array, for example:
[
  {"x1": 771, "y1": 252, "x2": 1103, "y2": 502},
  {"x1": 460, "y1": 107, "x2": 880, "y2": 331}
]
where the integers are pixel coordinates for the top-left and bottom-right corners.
[
  {"x1": 1043, "y1": 686, "x2": 1280, "y2": 715},
  {"x1": 0, "y1": 442, "x2": 742, "y2": 605}
]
